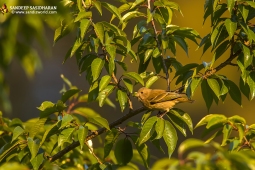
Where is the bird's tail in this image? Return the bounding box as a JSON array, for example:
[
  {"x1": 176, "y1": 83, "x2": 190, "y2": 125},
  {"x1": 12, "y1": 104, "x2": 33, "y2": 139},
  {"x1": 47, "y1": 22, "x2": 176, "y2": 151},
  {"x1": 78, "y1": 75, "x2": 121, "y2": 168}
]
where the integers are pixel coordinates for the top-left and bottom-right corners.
[{"x1": 177, "y1": 93, "x2": 195, "y2": 103}]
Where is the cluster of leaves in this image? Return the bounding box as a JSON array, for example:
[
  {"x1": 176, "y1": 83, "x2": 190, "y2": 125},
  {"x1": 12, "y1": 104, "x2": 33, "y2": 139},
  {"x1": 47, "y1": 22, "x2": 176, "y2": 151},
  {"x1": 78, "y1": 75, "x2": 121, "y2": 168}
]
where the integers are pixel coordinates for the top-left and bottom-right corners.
[
  {"x1": 183, "y1": 0, "x2": 255, "y2": 110},
  {"x1": 0, "y1": 76, "x2": 114, "y2": 169},
  {"x1": 1, "y1": 0, "x2": 255, "y2": 169},
  {"x1": 0, "y1": 0, "x2": 70, "y2": 112},
  {"x1": 152, "y1": 138, "x2": 255, "y2": 170},
  {"x1": 0, "y1": 77, "x2": 254, "y2": 170},
  {"x1": 56, "y1": 0, "x2": 200, "y2": 111}
]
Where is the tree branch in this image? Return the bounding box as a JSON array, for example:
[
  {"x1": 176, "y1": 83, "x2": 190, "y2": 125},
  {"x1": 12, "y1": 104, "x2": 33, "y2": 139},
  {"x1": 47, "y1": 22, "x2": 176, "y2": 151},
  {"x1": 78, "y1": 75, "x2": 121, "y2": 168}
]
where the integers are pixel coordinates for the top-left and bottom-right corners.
[
  {"x1": 49, "y1": 107, "x2": 147, "y2": 162},
  {"x1": 204, "y1": 49, "x2": 242, "y2": 78},
  {"x1": 147, "y1": 0, "x2": 170, "y2": 91}
]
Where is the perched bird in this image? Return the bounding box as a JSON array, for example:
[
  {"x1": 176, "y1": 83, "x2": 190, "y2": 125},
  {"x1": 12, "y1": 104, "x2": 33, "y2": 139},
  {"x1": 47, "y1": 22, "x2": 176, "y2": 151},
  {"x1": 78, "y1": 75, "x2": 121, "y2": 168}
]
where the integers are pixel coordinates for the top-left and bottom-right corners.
[{"x1": 135, "y1": 87, "x2": 193, "y2": 114}]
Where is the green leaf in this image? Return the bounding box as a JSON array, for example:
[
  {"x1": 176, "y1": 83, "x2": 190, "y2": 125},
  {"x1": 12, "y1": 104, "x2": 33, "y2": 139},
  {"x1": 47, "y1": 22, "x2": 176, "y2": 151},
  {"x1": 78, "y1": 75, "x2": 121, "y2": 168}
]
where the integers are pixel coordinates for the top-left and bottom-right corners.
[
  {"x1": 207, "y1": 78, "x2": 220, "y2": 98},
  {"x1": 151, "y1": 139, "x2": 165, "y2": 154},
  {"x1": 239, "y1": 77, "x2": 250, "y2": 100},
  {"x1": 204, "y1": 130, "x2": 222, "y2": 144},
  {"x1": 242, "y1": 44, "x2": 252, "y2": 69},
  {"x1": 88, "y1": 81, "x2": 99, "y2": 102},
  {"x1": 178, "y1": 138, "x2": 205, "y2": 155},
  {"x1": 101, "y1": 2, "x2": 122, "y2": 22},
  {"x1": 236, "y1": 123, "x2": 244, "y2": 143},
  {"x1": 190, "y1": 77, "x2": 202, "y2": 96},
  {"x1": 211, "y1": 23, "x2": 224, "y2": 48},
  {"x1": 79, "y1": 54, "x2": 97, "y2": 73},
  {"x1": 228, "y1": 115, "x2": 246, "y2": 125},
  {"x1": 29, "y1": 118, "x2": 47, "y2": 139},
  {"x1": 80, "y1": 19, "x2": 90, "y2": 39},
  {"x1": 169, "y1": 108, "x2": 193, "y2": 135},
  {"x1": 91, "y1": 58, "x2": 105, "y2": 82},
  {"x1": 98, "y1": 85, "x2": 115, "y2": 107},
  {"x1": 145, "y1": 76, "x2": 159, "y2": 88},
  {"x1": 227, "y1": 0, "x2": 234, "y2": 13},
  {"x1": 201, "y1": 80, "x2": 213, "y2": 111},
  {"x1": 92, "y1": 1, "x2": 102, "y2": 16},
  {"x1": 99, "y1": 75, "x2": 111, "y2": 92},
  {"x1": 173, "y1": 35, "x2": 188, "y2": 55},
  {"x1": 141, "y1": 111, "x2": 152, "y2": 125},
  {"x1": 40, "y1": 121, "x2": 60, "y2": 147},
  {"x1": 105, "y1": 45, "x2": 116, "y2": 75},
  {"x1": 155, "y1": 118, "x2": 165, "y2": 139},
  {"x1": 58, "y1": 128, "x2": 75, "y2": 147},
  {"x1": 122, "y1": 11, "x2": 145, "y2": 23},
  {"x1": 248, "y1": 72, "x2": 255, "y2": 100},
  {"x1": 94, "y1": 22, "x2": 105, "y2": 45},
  {"x1": 225, "y1": 80, "x2": 242, "y2": 106},
  {"x1": 221, "y1": 124, "x2": 232, "y2": 146},
  {"x1": 130, "y1": 0, "x2": 145, "y2": 9},
  {"x1": 78, "y1": 125, "x2": 88, "y2": 149},
  {"x1": 163, "y1": 120, "x2": 177, "y2": 158},
  {"x1": 104, "y1": 129, "x2": 120, "y2": 158},
  {"x1": 60, "y1": 114, "x2": 74, "y2": 129},
  {"x1": 239, "y1": 4, "x2": 249, "y2": 22},
  {"x1": 224, "y1": 19, "x2": 237, "y2": 39},
  {"x1": 206, "y1": 114, "x2": 227, "y2": 129},
  {"x1": 71, "y1": 38, "x2": 83, "y2": 57},
  {"x1": 11, "y1": 126, "x2": 24, "y2": 143},
  {"x1": 38, "y1": 101, "x2": 57, "y2": 118},
  {"x1": 74, "y1": 11, "x2": 92, "y2": 22},
  {"x1": 31, "y1": 153, "x2": 44, "y2": 170},
  {"x1": 114, "y1": 138, "x2": 133, "y2": 165},
  {"x1": 123, "y1": 72, "x2": 144, "y2": 86},
  {"x1": 144, "y1": 49, "x2": 153, "y2": 63},
  {"x1": 174, "y1": 63, "x2": 199, "y2": 78},
  {"x1": 195, "y1": 114, "x2": 216, "y2": 128},
  {"x1": 61, "y1": 89, "x2": 81, "y2": 103},
  {"x1": 152, "y1": 48, "x2": 160, "y2": 58},
  {"x1": 117, "y1": 90, "x2": 128, "y2": 112},
  {"x1": 139, "y1": 116, "x2": 157, "y2": 145},
  {"x1": 247, "y1": 1, "x2": 255, "y2": 9},
  {"x1": 136, "y1": 143, "x2": 150, "y2": 168},
  {"x1": 27, "y1": 137, "x2": 40, "y2": 159},
  {"x1": 88, "y1": 116, "x2": 110, "y2": 130},
  {"x1": 123, "y1": 78, "x2": 133, "y2": 93},
  {"x1": 152, "y1": 57, "x2": 163, "y2": 74},
  {"x1": 77, "y1": 0, "x2": 83, "y2": 11}
]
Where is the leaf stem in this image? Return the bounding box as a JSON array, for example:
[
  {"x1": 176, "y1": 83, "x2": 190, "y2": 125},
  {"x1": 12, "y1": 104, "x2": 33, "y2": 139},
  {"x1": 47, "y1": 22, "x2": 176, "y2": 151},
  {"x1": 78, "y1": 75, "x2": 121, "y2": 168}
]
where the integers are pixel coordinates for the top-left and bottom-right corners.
[
  {"x1": 85, "y1": 141, "x2": 103, "y2": 164},
  {"x1": 147, "y1": 0, "x2": 170, "y2": 91}
]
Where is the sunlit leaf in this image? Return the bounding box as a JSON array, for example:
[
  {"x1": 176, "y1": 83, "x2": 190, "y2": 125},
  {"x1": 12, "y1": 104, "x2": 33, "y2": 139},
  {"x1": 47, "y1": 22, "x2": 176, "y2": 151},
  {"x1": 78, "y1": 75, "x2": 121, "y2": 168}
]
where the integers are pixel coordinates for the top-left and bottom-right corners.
[
  {"x1": 139, "y1": 116, "x2": 157, "y2": 145},
  {"x1": 91, "y1": 58, "x2": 105, "y2": 82},
  {"x1": 11, "y1": 126, "x2": 24, "y2": 143},
  {"x1": 78, "y1": 125, "x2": 88, "y2": 149},
  {"x1": 163, "y1": 120, "x2": 177, "y2": 158}
]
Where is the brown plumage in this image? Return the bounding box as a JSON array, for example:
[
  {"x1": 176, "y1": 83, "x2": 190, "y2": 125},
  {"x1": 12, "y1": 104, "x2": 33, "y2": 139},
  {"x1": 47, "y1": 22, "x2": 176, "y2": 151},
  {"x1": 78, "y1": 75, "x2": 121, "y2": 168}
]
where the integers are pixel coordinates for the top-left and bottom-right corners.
[{"x1": 135, "y1": 87, "x2": 193, "y2": 112}]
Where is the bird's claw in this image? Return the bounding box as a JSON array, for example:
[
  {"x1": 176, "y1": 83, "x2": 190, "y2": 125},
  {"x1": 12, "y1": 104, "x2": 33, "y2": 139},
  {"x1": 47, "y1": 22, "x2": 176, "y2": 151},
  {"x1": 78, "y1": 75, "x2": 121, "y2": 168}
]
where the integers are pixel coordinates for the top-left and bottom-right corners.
[{"x1": 157, "y1": 111, "x2": 168, "y2": 118}]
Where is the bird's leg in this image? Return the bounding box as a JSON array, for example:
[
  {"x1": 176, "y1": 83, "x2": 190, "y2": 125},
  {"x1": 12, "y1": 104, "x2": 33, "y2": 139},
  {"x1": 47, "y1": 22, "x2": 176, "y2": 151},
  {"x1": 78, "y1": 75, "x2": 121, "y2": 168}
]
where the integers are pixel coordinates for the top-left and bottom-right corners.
[
  {"x1": 156, "y1": 111, "x2": 162, "y2": 117},
  {"x1": 157, "y1": 111, "x2": 168, "y2": 118}
]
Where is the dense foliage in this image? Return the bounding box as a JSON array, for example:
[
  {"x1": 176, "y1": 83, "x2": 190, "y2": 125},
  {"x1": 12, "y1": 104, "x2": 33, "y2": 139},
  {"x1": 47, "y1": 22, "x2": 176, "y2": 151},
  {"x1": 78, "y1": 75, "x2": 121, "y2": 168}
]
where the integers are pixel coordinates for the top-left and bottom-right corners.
[{"x1": 1, "y1": 0, "x2": 255, "y2": 169}]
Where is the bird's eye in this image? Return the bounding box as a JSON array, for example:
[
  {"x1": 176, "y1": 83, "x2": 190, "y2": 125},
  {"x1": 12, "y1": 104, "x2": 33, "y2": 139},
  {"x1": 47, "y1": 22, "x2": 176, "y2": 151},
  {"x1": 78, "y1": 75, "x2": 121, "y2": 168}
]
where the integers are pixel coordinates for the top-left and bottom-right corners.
[{"x1": 141, "y1": 91, "x2": 143, "y2": 94}]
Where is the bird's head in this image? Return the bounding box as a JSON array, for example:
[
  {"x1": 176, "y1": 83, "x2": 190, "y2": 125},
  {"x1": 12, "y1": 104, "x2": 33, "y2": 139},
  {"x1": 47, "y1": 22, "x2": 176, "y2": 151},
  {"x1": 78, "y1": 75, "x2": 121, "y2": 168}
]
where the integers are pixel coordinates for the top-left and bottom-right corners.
[{"x1": 134, "y1": 87, "x2": 151, "y2": 101}]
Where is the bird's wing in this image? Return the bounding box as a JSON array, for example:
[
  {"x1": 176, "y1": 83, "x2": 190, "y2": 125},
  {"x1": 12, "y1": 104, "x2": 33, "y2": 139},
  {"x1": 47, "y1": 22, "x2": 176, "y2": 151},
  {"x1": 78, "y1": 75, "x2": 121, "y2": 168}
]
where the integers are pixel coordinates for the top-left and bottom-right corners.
[
  {"x1": 151, "y1": 92, "x2": 189, "y2": 103},
  {"x1": 147, "y1": 90, "x2": 167, "y2": 103}
]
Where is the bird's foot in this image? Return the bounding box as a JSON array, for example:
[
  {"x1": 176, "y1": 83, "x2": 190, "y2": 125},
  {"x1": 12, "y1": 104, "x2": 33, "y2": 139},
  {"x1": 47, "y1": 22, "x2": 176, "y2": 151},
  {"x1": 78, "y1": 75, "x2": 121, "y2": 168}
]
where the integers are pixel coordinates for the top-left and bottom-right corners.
[{"x1": 157, "y1": 111, "x2": 168, "y2": 118}]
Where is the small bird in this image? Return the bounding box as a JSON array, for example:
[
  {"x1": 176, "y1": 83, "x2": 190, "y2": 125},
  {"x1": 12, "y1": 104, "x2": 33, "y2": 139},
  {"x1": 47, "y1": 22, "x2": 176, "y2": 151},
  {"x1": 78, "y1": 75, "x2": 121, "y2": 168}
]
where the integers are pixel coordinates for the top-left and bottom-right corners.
[{"x1": 135, "y1": 87, "x2": 193, "y2": 115}]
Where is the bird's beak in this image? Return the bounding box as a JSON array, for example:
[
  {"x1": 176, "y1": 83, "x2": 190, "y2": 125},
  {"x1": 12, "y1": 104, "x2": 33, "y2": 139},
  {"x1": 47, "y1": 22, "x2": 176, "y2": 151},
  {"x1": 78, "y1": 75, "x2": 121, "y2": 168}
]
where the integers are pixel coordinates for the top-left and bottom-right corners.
[{"x1": 133, "y1": 92, "x2": 139, "y2": 97}]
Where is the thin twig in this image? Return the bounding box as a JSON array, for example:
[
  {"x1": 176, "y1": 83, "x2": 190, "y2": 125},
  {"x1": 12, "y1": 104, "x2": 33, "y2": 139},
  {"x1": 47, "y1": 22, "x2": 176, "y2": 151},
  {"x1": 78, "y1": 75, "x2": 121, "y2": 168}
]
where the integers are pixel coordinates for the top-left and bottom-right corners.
[
  {"x1": 49, "y1": 107, "x2": 147, "y2": 162},
  {"x1": 85, "y1": 141, "x2": 103, "y2": 164},
  {"x1": 147, "y1": 0, "x2": 170, "y2": 91},
  {"x1": 204, "y1": 49, "x2": 242, "y2": 78}
]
